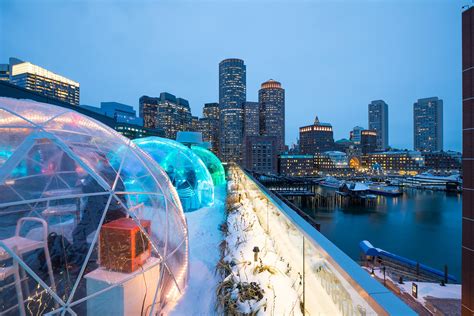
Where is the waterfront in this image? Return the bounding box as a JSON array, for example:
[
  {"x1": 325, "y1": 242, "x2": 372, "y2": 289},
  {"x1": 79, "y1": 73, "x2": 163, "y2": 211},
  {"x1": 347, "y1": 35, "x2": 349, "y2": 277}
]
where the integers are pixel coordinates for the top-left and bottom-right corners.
[{"x1": 296, "y1": 186, "x2": 462, "y2": 281}]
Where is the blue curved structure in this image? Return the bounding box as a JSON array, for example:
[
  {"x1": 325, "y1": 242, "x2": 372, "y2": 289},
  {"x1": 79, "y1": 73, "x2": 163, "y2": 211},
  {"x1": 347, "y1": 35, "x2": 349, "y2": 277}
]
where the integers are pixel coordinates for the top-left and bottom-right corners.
[{"x1": 134, "y1": 137, "x2": 214, "y2": 212}]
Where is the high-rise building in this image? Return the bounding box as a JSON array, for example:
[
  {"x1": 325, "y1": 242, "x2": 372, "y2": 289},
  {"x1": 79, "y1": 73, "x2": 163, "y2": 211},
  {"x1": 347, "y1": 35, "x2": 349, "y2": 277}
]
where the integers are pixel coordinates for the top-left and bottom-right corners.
[
  {"x1": 243, "y1": 101, "x2": 260, "y2": 137},
  {"x1": 259, "y1": 79, "x2": 285, "y2": 153},
  {"x1": 9, "y1": 58, "x2": 79, "y2": 106},
  {"x1": 199, "y1": 102, "x2": 220, "y2": 154},
  {"x1": 139, "y1": 92, "x2": 192, "y2": 139},
  {"x1": 360, "y1": 130, "x2": 378, "y2": 154},
  {"x1": 299, "y1": 116, "x2": 334, "y2": 154},
  {"x1": 368, "y1": 100, "x2": 389, "y2": 150},
  {"x1": 413, "y1": 97, "x2": 443, "y2": 151},
  {"x1": 462, "y1": 8, "x2": 474, "y2": 315},
  {"x1": 350, "y1": 126, "x2": 365, "y2": 145},
  {"x1": 243, "y1": 135, "x2": 277, "y2": 174},
  {"x1": 219, "y1": 58, "x2": 246, "y2": 163},
  {"x1": 191, "y1": 116, "x2": 199, "y2": 131}
]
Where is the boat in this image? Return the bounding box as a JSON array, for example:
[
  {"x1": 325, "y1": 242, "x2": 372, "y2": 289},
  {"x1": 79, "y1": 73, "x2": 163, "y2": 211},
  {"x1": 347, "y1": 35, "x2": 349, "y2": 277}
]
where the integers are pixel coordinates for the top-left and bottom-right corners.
[
  {"x1": 405, "y1": 172, "x2": 461, "y2": 191},
  {"x1": 319, "y1": 176, "x2": 344, "y2": 189},
  {"x1": 368, "y1": 184, "x2": 403, "y2": 196}
]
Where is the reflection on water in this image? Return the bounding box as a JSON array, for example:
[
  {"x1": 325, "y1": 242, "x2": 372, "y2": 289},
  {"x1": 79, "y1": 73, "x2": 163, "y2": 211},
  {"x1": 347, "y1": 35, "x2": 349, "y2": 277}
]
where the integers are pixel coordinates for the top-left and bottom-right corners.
[{"x1": 297, "y1": 186, "x2": 462, "y2": 280}]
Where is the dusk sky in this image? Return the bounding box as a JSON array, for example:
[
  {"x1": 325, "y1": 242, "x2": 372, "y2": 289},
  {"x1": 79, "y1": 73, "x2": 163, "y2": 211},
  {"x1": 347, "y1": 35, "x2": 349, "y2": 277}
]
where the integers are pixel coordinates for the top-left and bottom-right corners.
[{"x1": 0, "y1": 0, "x2": 464, "y2": 151}]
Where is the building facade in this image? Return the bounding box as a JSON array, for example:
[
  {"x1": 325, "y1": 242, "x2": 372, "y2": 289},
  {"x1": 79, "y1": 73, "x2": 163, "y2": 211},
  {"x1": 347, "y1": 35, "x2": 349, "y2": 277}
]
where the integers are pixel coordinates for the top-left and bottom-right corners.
[
  {"x1": 219, "y1": 58, "x2": 246, "y2": 163},
  {"x1": 314, "y1": 151, "x2": 350, "y2": 173},
  {"x1": 278, "y1": 154, "x2": 316, "y2": 177},
  {"x1": 362, "y1": 151, "x2": 424, "y2": 175},
  {"x1": 299, "y1": 116, "x2": 334, "y2": 154},
  {"x1": 114, "y1": 122, "x2": 165, "y2": 139},
  {"x1": 139, "y1": 93, "x2": 192, "y2": 139},
  {"x1": 413, "y1": 97, "x2": 443, "y2": 151},
  {"x1": 368, "y1": 100, "x2": 389, "y2": 150},
  {"x1": 243, "y1": 101, "x2": 260, "y2": 137},
  {"x1": 200, "y1": 102, "x2": 220, "y2": 154},
  {"x1": 243, "y1": 136, "x2": 278, "y2": 174},
  {"x1": 462, "y1": 8, "x2": 474, "y2": 315},
  {"x1": 99, "y1": 101, "x2": 143, "y2": 125},
  {"x1": 259, "y1": 79, "x2": 285, "y2": 153},
  {"x1": 9, "y1": 59, "x2": 80, "y2": 106},
  {"x1": 350, "y1": 126, "x2": 364, "y2": 145},
  {"x1": 360, "y1": 130, "x2": 378, "y2": 154},
  {"x1": 421, "y1": 151, "x2": 462, "y2": 174}
]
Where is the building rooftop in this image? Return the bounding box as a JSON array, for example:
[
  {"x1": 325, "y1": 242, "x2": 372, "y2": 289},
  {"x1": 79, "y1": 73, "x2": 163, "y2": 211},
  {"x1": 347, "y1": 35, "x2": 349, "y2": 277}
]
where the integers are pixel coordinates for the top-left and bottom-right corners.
[
  {"x1": 260, "y1": 79, "x2": 282, "y2": 89},
  {"x1": 11, "y1": 61, "x2": 79, "y2": 87}
]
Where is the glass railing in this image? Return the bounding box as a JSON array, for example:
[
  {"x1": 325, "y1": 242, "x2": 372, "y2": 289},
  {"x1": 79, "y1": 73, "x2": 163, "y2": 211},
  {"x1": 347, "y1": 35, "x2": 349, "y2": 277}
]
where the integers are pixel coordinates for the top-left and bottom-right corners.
[{"x1": 229, "y1": 164, "x2": 415, "y2": 315}]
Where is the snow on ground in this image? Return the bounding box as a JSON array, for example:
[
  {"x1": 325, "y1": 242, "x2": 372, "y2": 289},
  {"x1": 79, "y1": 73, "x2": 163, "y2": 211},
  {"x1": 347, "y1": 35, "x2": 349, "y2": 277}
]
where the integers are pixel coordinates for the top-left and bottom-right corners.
[
  {"x1": 221, "y1": 198, "x2": 303, "y2": 315},
  {"x1": 367, "y1": 267, "x2": 461, "y2": 306},
  {"x1": 398, "y1": 281, "x2": 461, "y2": 305},
  {"x1": 168, "y1": 184, "x2": 227, "y2": 316}
]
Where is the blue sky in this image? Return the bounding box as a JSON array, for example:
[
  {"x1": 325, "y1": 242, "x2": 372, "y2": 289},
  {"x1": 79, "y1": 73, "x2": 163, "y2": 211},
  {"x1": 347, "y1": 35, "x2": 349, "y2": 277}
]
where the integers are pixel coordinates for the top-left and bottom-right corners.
[{"x1": 0, "y1": 0, "x2": 464, "y2": 151}]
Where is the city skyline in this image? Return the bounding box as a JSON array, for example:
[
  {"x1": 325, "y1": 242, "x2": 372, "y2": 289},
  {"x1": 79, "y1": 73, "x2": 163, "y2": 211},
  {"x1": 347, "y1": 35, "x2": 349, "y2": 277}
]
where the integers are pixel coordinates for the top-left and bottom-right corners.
[{"x1": 0, "y1": 0, "x2": 463, "y2": 150}]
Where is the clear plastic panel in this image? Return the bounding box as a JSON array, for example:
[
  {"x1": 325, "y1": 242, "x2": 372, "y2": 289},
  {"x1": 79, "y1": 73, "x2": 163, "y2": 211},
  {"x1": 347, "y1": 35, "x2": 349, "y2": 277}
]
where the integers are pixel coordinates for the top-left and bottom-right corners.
[
  {"x1": 232, "y1": 165, "x2": 378, "y2": 315},
  {"x1": 0, "y1": 97, "x2": 189, "y2": 315}
]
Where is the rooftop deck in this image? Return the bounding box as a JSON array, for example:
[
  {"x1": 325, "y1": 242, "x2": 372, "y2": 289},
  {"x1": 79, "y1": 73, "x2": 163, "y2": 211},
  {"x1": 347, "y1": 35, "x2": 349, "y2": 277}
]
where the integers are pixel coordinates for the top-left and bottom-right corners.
[{"x1": 171, "y1": 164, "x2": 414, "y2": 315}]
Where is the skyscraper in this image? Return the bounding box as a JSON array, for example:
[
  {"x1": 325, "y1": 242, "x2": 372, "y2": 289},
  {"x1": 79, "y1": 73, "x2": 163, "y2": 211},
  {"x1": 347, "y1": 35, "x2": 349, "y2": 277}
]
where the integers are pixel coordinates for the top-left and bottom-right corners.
[
  {"x1": 199, "y1": 102, "x2": 220, "y2": 154},
  {"x1": 462, "y1": 8, "x2": 474, "y2": 315},
  {"x1": 368, "y1": 100, "x2": 389, "y2": 150},
  {"x1": 219, "y1": 58, "x2": 246, "y2": 163},
  {"x1": 243, "y1": 101, "x2": 260, "y2": 137},
  {"x1": 299, "y1": 116, "x2": 334, "y2": 154},
  {"x1": 259, "y1": 79, "x2": 285, "y2": 153},
  {"x1": 139, "y1": 92, "x2": 192, "y2": 139},
  {"x1": 9, "y1": 58, "x2": 80, "y2": 106},
  {"x1": 413, "y1": 97, "x2": 443, "y2": 151}
]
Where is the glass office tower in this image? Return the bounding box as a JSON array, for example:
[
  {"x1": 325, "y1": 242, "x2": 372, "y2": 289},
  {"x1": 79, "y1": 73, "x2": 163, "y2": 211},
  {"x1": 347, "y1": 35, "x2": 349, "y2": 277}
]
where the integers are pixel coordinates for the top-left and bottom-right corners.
[
  {"x1": 368, "y1": 100, "x2": 389, "y2": 150},
  {"x1": 259, "y1": 79, "x2": 285, "y2": 153},
  {"x1": 413, "y1": 97, "x2": 443, "y2": 151},
  {"x1": 218, "y1": 58, "x2": 246, "y2": 163}
]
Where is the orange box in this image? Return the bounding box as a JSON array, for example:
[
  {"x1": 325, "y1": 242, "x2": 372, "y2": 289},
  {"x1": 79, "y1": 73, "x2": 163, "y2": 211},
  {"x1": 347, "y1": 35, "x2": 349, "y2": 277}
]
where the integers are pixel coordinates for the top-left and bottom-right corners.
[{"x1": 99, "y1": 218, "x2": 151, "y2": 273}]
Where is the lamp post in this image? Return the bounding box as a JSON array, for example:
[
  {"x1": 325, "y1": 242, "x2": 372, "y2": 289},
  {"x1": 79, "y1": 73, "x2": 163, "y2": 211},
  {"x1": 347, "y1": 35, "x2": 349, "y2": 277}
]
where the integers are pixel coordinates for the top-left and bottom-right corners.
[
  {"x1": 382, "y1": 266, "x2": 386, "y2": 285},
  {"x1": 253, "y1": 246, "x2": 260, "y2": 262}
]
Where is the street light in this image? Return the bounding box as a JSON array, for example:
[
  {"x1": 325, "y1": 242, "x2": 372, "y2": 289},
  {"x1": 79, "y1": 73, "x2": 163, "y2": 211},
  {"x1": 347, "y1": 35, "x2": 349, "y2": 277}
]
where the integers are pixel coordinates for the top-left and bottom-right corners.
[{"x1": 253, "y1": 246, "x2": 260, "y2": 262}]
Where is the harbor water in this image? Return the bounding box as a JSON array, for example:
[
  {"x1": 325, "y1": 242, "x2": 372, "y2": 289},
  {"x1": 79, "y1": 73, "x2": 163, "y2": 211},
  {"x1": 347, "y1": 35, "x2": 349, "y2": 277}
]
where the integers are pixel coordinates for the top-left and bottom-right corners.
[{"x1": 297, "y1": 186, "x2": 462, "y2": 281}]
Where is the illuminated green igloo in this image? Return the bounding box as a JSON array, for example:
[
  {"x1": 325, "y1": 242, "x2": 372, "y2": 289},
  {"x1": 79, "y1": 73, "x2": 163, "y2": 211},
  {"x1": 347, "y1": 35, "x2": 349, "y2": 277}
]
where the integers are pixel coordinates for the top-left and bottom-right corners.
[{"x1": 191, "y1": 146, "x2": 226, "y2": 186}]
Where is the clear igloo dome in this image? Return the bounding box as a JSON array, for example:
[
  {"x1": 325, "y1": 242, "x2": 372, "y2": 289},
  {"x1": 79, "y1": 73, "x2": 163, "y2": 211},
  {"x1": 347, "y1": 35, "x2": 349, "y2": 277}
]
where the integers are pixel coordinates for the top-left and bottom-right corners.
[
  {"x1": 190, "y1": 145, "x2": 226, "y2": 186},
  {"x1": 133, "y1": 137, "x2": 214, "y2": 212},
  {"x1": 0, "y1": 97, "x2": 188, "y2": 315}
]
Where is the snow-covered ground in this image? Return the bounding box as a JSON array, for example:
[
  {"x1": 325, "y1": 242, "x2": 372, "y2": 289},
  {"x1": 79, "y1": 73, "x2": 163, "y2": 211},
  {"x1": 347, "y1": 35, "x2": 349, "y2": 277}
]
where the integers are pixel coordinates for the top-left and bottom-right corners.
[
  {"x1": 220, "y1": 193, "x2": 303, "y2": 315},
  {"x1": 167, "y1": 184, "x2": 227, "y2": 315},
  {"x1": 233, "y1": 170, "x2": 377, "y2": 316},
  {"x1": 398, "y1": 281, "x2": 461, "y2": 305},
  {"x1": 368, "y1": 267, "x2": 461, "y2": 306}
]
